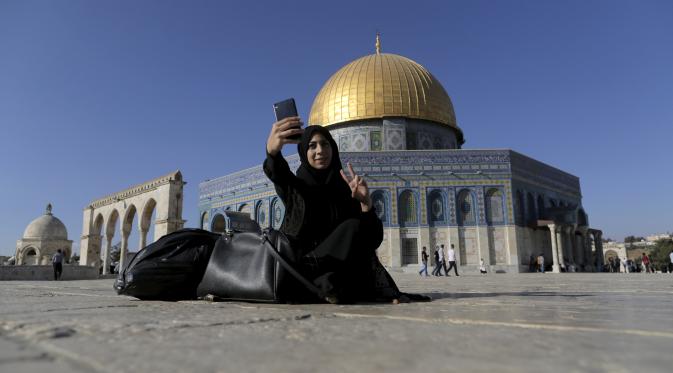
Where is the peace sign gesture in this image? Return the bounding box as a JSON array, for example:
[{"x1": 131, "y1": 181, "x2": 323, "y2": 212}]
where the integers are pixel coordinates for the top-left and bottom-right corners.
[{"x1": 340, "y1": 162, "x2": 372, "y2": 212}]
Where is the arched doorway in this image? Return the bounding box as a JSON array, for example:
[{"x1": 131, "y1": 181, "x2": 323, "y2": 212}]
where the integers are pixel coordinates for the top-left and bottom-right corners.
[
  {"x1": 211, "y1": 214, "x2": 226, "y2": 234},
  {"x1": 24, "y1": 248, "x2": 38, "y2": 265}
]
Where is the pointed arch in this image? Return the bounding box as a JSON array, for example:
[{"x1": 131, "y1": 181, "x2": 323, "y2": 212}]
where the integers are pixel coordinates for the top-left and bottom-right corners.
[
  {"x1": 485, "y1": 188, "x2": 504, "y2": 225},
  {"x1": 457, "y1": 189, "x2": 475, "y2": 226},
  {"x1": 427, "y1": 189, "x2": 445, "y2": 226},
  {"x1": 122, "y1": 204, "x2": 138, "y2": 235},
  {"x1": 106, "y1": 210, "x2": 120, "y2": 237},
  {"x1": 140, "y1": 199, "x2": 157, "y2": 232},
  {"x1": 270, "y1": 198, "x2": 285, "y2": 229},
  {"x1": 200, "y1": 211, "x2": 209, "y2": 230},
  {"x1": 255, "y1": 200, "x2": 268, "y2": 228},
  {"x1": 211, "y1": 213, "x2": 226, "y2": 233},
  {"x1": 93, "y1": 213, "x2": 104, "y2": 236},
  {"x1": 371, "y1": 190, "x2": 387, "y2": 223},
  {"x1": 398, "y1": 190, "x2": 418, "y2": 226},
  {"x1": 238, "y1": 203, "x2": 251, "y2": 218}
]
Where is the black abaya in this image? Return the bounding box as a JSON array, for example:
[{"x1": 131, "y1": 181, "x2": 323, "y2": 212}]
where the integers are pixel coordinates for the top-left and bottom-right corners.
[{"x1": 263, "y1": 126, "x2": 400, "y2": 302}]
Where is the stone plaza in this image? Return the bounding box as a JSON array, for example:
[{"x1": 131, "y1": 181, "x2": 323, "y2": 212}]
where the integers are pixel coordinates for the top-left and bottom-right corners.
[{"x1": 1, "y1": 272, "x2": 671, "y2": 372}]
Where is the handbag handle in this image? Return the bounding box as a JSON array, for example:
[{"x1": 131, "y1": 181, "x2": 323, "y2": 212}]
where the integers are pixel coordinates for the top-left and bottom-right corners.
[{"x1": 261, "y1": 234, "x2": 323, "y2": 299}]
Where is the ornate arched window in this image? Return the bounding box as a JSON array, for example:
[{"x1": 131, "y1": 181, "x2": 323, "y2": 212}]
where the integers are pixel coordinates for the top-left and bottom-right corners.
[
  {"x1": 457, "y1": 189, "x2": 475, "y2": 225},
  {"x1": 371, "y1": 190, "x2": 387, "y2": 222},
  {"x1": 428, "y1": 190, "x2": 445, "y2": 224},
  {"x1": 270, "y1": 198, "x2": 285, "y2": 229},
  {"x1": 485, "y1": 188, "x2": 504, "y2": 225},
  {"x1": 238, "y1": 203, "x2": 251, "y2": 218},
  {"x1": 200, "y1": 211, "x2": 209, "y2": 230},
  {"x1": 211, "y1": 214, "x2": 225, "y2": 233},
  {"x1": 398, "y1": 190, "x2": 417, "y2": 226},
  {"x1": 255, "y1": 201, "x2": 268, "y2": 228}
]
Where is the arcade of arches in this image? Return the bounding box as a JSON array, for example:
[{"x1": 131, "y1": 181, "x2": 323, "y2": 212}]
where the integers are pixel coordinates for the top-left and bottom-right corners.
[{"x1": 79, "y1": 171, "x2": 185, "y2": 273}]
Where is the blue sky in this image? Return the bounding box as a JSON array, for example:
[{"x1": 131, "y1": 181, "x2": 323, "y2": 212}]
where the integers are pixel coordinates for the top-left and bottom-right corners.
[{"x1": 1, "y1": 0, "x2": 671, "y2": 256}]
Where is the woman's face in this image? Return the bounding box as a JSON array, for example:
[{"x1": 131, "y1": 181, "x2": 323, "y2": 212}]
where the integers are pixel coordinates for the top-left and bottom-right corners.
[{"x1": 306, "y1": 133, "x2": 332, "y2": 170}]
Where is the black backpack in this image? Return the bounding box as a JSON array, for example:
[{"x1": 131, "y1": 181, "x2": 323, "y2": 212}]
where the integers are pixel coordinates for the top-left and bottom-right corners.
[{"x1": 114, "y1": 228, "x2": 221, "y2": 300}]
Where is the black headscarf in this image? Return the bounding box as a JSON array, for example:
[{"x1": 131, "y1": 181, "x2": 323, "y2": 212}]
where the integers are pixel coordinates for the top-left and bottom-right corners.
[{"x1": 296, "y1": 126, "x2": 351, "y2": 198}]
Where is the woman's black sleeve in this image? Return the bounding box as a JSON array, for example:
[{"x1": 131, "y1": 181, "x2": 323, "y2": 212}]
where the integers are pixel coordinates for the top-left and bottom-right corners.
[
  {"x1": 360, "y1": 208, "x2": 384, "y2": 250},
  {"x1": 263, "y1": 152, "x2": 294, "y2": 200}
]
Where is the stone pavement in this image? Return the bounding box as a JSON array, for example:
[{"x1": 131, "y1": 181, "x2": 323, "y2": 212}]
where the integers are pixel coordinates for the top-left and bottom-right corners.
[{"x1": 1, "y1": 272, "x2": 672, "y2": 373}]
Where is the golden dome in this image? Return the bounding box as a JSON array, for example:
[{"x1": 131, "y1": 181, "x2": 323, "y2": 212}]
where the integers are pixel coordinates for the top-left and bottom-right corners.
[{"x1": 308, "y1": 52, "x2": 461, "y2": 134}]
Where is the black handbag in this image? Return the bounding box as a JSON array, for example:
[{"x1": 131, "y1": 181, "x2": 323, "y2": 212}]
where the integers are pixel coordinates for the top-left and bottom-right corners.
[
  {"x1": 114, "y1": 229, "x2": 220, "y2": 300},
  {"x1": 196, "y1": 228, "x2": 321, "y2": 303}
]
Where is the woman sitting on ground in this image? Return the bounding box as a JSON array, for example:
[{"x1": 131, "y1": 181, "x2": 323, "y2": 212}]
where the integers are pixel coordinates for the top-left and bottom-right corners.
[{"x1": 264, "y1": 116, "x2": 429, "y2": 304}]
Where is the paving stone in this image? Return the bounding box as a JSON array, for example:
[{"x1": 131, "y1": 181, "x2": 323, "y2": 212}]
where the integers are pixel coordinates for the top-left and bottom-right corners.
[{"x1": 0, "y1": 273, "x2": 671, "y2": 372}]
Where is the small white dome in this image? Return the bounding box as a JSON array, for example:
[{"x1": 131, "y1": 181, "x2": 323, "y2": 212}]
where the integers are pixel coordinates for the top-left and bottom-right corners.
[{"x1": 22, "y1": 204, "x2": 68, "y2": 240}]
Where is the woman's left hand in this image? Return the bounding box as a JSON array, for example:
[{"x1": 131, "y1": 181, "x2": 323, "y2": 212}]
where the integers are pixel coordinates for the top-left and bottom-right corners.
[{"x1": 340, "y1": 162, "x2": 372, "y2": 212}]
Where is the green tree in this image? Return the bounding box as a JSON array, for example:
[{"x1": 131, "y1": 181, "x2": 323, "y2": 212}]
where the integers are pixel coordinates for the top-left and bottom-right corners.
[{"x1": 650, "y1": 239, "x2": 673, "y2": 271}]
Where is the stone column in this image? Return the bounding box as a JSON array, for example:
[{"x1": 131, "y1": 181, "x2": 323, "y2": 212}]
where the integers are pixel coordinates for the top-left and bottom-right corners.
[
  {"x1": 564, "y1": 226, "x2": 574, "y2": 267},
  {"x1": 102, "y1": 235, "x2": 113, "y2": 275},
  {"x1": 547, "y1": 224, "x2": 560, "y2": 273},
  {"x1": 594, "y1": 231, "x2": 604, "y2": 271},
  {"x1": 119, "y1": 232, "x2": 129, "y2": 272},
  {"x1": 556, "y1": 227, "x2": 565, "y2": 271},
  {"x1": 584, "y1": 230, "x2": 594, "y2": 272},
  {"x1": 139, "y1": 229, "x2": 148, "y2": 252},
  {"x1": 577, "y1": 227, "x2": 588, "y2": 271}
]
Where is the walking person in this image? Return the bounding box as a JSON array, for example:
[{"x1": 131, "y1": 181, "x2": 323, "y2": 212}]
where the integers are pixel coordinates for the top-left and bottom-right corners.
[
  {"x1": 621, "y1": 257, "x2": 629, "y2": 273},
  {"x1": 446, "y1": 244, "x2": 459, "y2": 276},
  {"x1": 537, "y1": 253, "x2": 545, "y2": 273},
  {"x1": 52, "y1": 249, "x2": 64, "y2": 281},
  {"x1": 437, "y1": 245, "x2": 448, "y2": 276},
  {"x1": 419, "y1": 247, "x2": 429, "y2": 277},
  {"x1": 440, "y1": 244, "x2": 450, "y2": 276},
  {"x1": 479, "y1": 258, "x2": 487, "y2": 274},
  {"x1": 669, "y1": 250, "x2": 673, "y2": 274},
  {"x1": 432, "y1": 247, "x2": 442, "y2": 276},
  {"x1": 641, "y1": 253, "x2": 651, "y2": 273}
]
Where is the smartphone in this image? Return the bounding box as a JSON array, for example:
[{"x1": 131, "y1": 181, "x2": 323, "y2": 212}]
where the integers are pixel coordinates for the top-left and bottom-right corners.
[{"x1": 273, "y1": 98, "x2": 302, "y2": 141}]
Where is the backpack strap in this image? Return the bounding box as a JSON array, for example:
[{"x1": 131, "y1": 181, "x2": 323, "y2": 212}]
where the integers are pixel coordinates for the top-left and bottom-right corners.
[{"x1": 261, "y1": 234, "x2": 322, "y2": 299}]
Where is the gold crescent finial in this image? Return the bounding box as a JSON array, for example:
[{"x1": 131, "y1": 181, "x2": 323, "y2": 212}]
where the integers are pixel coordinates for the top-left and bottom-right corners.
[{"x1": 375, "y1": 32, "x2": 381, "y2": 54}]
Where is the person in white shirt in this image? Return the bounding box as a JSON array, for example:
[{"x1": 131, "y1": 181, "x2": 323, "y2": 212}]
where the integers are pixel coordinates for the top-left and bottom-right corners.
[
  {"x1": 446, "y1": 244, "x2": 459, "y2": 276},
  {"x1": 669, "y1": 251, "x2": 673, "y2": 274},
  {"x1": 479, "y1": 258, "x2": 487, "y2": 274},
  {"x1": 621, "y1": 257, "x2": 629, "y2": 273},
  {"x1": 437, "y1": 245, "x2": 449, "y2": 276},
  {"x1": 432, "y1": 246, "x2": 443, "y2": 276}
]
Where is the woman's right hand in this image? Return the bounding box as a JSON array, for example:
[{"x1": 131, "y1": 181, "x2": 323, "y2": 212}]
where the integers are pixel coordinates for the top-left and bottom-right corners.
[{"x1": 266, "y1": 116, "x2": 304, "y2": 155}]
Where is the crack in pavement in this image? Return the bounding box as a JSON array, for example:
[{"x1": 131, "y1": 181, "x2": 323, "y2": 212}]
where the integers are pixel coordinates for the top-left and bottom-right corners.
[
  {"x1": 332, "y1": 312, "x2": 673, "y2": 339},
  {"x1": 124, "y1": 313, "x2": 313, "y2": 332}
]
